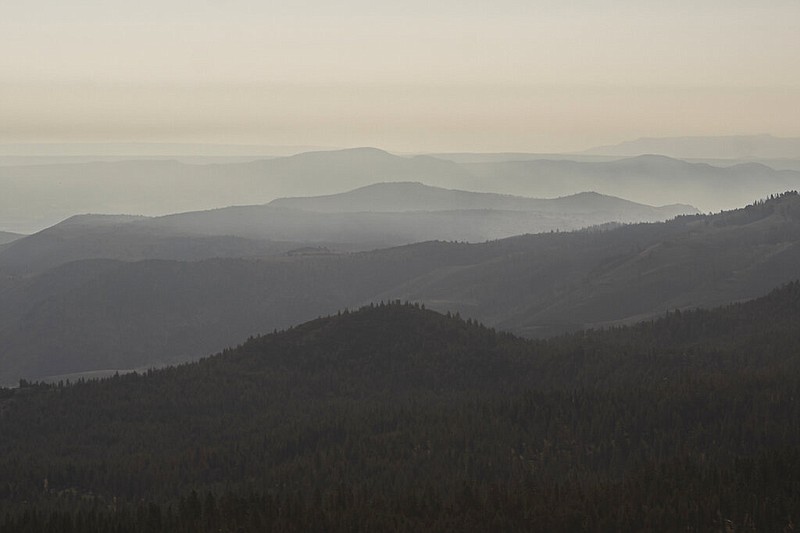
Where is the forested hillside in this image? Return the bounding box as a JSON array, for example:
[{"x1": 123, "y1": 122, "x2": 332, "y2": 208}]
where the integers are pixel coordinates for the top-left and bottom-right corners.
[
  {"x1": 1, "y1": 192, "x2": 800, "y2": 384},
  {"x1": 1, "y1": 282, "x2": 800, "y2": 531}
]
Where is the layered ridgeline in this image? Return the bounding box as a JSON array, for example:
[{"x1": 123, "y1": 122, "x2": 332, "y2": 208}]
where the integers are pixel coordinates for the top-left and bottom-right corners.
[
  {"x1": 1, "y1": 147, "x2": 798, "y2": 233},
  {"x1": 1, "y1": 284, "x2": 800, "y2": 531},
  {"x1": 460, "y1": 154, "x2": 800, "y2": 211},
  {"x1": 0, "y1": 231, "x2": 23, "y2": 246},
  {"x1": 0, "y1": 148, "x2": 469, "y2": 233},
  {"x1": 0, "y1": 193, "x2": 799, "y2": 384},
  {"x1": 0, "y1": 182, "x2": 695, "y2": 275},
  {"x1": 267, "y1": 181, "x2": 693, "y2": 218},
  {"x1": 584, "y1": 134, "x2": 800, "y2": 160}
]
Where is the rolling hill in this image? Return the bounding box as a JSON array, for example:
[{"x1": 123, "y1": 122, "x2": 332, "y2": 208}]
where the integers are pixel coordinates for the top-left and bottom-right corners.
[
  {"x1": 462, "y1": 154, "x2": 800, "y2": 211},
  {"x1": 1, "y1": 193, "x2": 799, "y2": 384},
  {"x1": 0, "y1": 148, "x2": 471, "y2": 234},
  {"x1": 1, "y1": 146, "x2": 798, "y2": 234},
  {"x1": 268, "y1": 181, "x2": 694, "y2": 218},
  {"x1": 0, "y1": 183, "x2": 696, "y2": 275},
  {"x1": 0, "y1": 213, "x2": 321, "y2": 276}
]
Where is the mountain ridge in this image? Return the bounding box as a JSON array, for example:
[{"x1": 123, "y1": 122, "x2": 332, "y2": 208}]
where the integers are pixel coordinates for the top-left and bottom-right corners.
[
  {"x1": 0, "y1": 183, "x2": 697, "y2": 275},
  {"x1": 585, "y1": 134, "x2": 800, "y2": 159},
  {"x1": 268, "y1": 181, "x2": 697, "y2": 214},
  {"x1": 3, "y1": 147, "x2": 798, "y2": 233},
  {"x1": 1, "y1": 192, "x2": 799, "y2": 383},
  {"x1": 0, "y1": 231, "x2": 23, "y2": 246},
  {"x1": 463, "y1": 154, "x2": 800, "y2": 211}
]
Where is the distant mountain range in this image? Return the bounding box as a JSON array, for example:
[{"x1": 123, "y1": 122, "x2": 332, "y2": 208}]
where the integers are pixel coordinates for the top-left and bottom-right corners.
[
  {"x1": 1, "y1": 192, "x2": 798, "y2": 384},
  {"x1": 0, "y1": 148, "x2": 469, "y2": 233},
  {"x1": 0, "y1": 142, "x2": 332, "y2": 158},
  {"x1": 585, "y1": 134, "x2": 800, "y2": 160},
  {"x1": 460, "y1": 154, "x2": 800, "y2": 211},
  {"x1": 269, "y1": 182, "x2": 693, "y2": 217},
  {"x1": 0, "y1": 183, "x2": 694, "y2": 275},
  {"x1": 1, "y1": 147, "x2": 798, "y2": 233}
]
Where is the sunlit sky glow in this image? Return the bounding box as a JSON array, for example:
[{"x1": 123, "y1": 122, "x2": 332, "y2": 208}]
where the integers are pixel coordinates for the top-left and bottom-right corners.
[{"x1": 2, "y1": 0, "x2": 799, "y2": 152}]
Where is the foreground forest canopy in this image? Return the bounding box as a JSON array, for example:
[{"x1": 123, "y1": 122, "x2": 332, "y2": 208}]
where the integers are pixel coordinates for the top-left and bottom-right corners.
[{"x1": 2, "y1": 281, "x2": 800, "y2": 531}]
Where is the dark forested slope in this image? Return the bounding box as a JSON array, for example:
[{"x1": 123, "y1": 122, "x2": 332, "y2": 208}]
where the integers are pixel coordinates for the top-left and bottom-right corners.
[{"x1": 1, "y1": 283, "x2": 800, "y2": 531}]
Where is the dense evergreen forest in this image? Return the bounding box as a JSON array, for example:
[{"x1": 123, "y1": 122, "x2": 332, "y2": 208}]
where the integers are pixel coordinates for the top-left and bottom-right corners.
[{"x1": 2, "y1": 282, "x2": 800, "y2": 531}]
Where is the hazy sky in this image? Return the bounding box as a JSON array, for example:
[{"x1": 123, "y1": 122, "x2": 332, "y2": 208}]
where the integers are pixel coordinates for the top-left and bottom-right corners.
[{"x1": 2, "y1": 0, "x2": 799, "y2": 152}]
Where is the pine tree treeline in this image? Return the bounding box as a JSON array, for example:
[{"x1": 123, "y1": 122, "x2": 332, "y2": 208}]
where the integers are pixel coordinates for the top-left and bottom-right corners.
[{"x1": 2, "y1": 285, "x2": 800, "y2": 531}]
